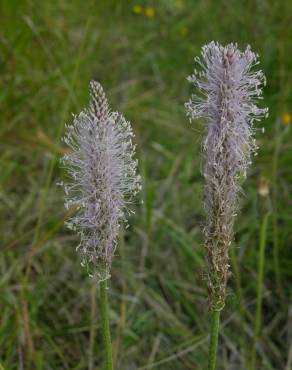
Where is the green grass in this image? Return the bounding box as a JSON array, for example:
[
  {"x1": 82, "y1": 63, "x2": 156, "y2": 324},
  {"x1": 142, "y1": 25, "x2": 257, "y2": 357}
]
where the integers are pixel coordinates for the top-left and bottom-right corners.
[{"x1": 1, "y1": 0, "x2": 292, "y2": 369}]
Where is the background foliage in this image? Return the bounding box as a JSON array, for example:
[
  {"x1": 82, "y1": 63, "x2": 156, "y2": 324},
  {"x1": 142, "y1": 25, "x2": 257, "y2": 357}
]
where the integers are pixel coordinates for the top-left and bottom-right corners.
[{"x1": 1, "y1": 0, "x2": 291, "y2": 369}]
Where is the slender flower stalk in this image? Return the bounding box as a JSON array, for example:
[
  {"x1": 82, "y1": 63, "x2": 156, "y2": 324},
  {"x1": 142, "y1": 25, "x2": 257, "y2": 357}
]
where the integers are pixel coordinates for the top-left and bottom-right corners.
[
  {"x1": 271, "y1": 115, "x2": 290, "y2": 289},
  {"x1": 100, "y1": 279, "x2": 113, "y2": 370},
  {"x1": 185, "y1": 41, "x2": 268, "y2": 369},
  {"x1": 61, "y1": 81, "x2": 141, "y2": 369},
  {"x1": 250, "y1": 178, "x2": 271, "y2": 370}
]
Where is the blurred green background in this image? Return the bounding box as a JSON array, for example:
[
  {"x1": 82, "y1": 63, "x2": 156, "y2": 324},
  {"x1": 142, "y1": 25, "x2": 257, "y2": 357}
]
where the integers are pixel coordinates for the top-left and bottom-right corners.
[{"x1": 1, "y1": 0, "x2": 291, "y2": 369}]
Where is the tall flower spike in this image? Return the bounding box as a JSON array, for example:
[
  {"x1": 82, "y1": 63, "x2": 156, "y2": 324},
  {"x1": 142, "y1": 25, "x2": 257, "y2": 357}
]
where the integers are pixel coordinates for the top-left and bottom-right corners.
[
  {"x1": 186, "y1": 42, "x2": 268, "y2": 310},
  {"x1": 61, "y1": 81, "x2": 141, "y2": 281}
]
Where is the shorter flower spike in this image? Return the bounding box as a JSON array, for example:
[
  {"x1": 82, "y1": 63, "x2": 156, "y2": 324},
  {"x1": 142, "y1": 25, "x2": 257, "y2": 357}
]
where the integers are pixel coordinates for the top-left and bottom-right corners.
[
  {"x1": 61, "y1": 81, "x2": 141, "y2": 281},
  {"x1": 185, "y1": 42, "x2": 268, "y2": 310}
]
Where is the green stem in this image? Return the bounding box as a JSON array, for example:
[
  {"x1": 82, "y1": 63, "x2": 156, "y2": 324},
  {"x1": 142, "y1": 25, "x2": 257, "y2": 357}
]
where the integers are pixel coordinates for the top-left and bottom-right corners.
[
  {"x1": 208, "y1": 309, "x2": 221, "y2": 370},
  {"x1": 250, "y1": 212, "x2": 269, "y2": 370},
  {"x1": 230, "y1": 246, "x2": 247, "y2": 364},
  {"x1": 100, "y1": 280, "x2": 113, "y2": 370},
  {"x1": 271, "y1": 122, "x2": 282, "y2": 287}
]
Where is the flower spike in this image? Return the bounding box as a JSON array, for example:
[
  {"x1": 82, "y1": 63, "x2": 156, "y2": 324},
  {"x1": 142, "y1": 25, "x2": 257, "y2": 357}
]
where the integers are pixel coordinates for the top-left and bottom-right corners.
[
  {"x1": 186, "y1": 42, "x2": 268, "y2": 310},
  {"x1": 61, "y1": 81, "x2": 141, "y2": 281}
]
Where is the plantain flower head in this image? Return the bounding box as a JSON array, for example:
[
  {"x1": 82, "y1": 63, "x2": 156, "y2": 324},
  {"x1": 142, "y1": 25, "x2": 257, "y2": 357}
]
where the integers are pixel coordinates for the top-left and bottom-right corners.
[
  {"x1": 186, "y1": 42, "x2": 268, "y2": 310},
  {"x1": 61, "y1": 81, "x2": 141, "y2": 281}
]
